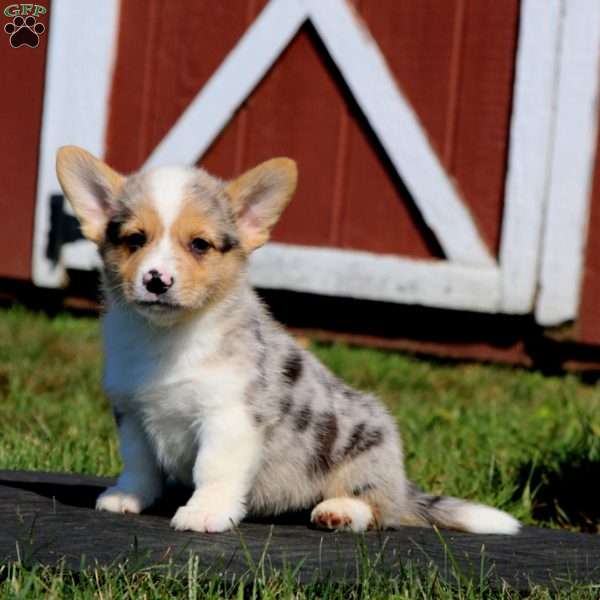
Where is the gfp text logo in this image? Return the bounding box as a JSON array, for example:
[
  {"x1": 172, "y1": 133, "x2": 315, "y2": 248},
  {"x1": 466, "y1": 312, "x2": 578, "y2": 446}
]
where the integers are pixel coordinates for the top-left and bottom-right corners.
[{"x1": 4, "y1": 4, "x2": 47, "y2": 48}]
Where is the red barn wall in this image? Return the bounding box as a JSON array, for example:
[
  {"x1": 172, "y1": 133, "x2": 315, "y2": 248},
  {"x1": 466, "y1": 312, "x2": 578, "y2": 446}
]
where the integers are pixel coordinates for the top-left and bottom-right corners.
[
  {"x1": 0, "y1": 0, "x2": 50, "y2": 280},
  {"x1": 106, "y1": 0, "x2": 519, "y2": 260}
]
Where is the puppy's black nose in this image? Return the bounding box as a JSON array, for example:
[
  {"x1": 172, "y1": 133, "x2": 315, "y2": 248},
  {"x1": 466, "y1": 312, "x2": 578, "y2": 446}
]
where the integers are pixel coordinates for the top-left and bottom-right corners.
[{"x1": 144, "y1": 270, "x2": 173, "y2": 296}]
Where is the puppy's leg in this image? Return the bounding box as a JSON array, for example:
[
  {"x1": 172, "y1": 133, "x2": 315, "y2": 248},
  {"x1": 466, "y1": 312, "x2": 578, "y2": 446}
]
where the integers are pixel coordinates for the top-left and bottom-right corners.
[
  {"x1": 312, "y1": 433, "x2": 408, "y2": 532},
  {"x1": 96, "y1": 414, "x2": 162, "y2": 514},
  {"x1": 171, "y1": 405, "x2": 261, "y2": 533}
]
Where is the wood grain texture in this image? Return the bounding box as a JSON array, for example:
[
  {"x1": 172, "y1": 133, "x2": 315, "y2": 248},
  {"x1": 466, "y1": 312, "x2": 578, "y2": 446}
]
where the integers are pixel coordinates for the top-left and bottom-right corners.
[
  {"x1": 106, "y1": 0, "x2": 267, "y2": 173},
  {"x1": 309, "y1": 0, "x2": 517, "y2": 257},
  {"x1": 340, "y1": 0, "x2": 458, "y2": 258},
  {"x1": 576, "y1": 98, "x2": 600, "y2": 345},
  {"x1": 451, "y1": 0, "x2": 519, "y2": 255},
  {"x1": 306, "y1": 0, "x2": 493, "y2": 266},
  {"x1": 104, "y1": 0, "x2": 519, "y2": 259},
  {"x1": 1, "y1": 471, "x2": 599, "y2": 590},
  {"x1": 231, "y1": 21, "x2": 343, "y2": 248},
  {"x1": 0, "y1": 1, "x2": 50, "y2": 279}
]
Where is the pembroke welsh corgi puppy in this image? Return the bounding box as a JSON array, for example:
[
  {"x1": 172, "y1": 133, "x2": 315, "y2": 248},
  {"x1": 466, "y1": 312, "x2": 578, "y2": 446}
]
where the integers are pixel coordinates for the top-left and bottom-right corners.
[{"x1": 56, "y1": 146, "x2": 520, "y2": 535}]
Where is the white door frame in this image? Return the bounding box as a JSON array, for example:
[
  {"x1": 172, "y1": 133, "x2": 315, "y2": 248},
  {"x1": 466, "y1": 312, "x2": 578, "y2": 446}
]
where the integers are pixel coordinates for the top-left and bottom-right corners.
[
  {"x1": 32, "y1": 0, "x2": 120, "y2": 287},
  {"x1": 534, "y1": 1, "x2": 600, "y2": 326}
]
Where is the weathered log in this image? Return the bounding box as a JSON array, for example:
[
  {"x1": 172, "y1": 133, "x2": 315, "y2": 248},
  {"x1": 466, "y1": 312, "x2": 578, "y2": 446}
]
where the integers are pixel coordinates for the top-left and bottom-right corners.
[{"x1": 1, "y1": 470, "x2": 599, "y2": 590}]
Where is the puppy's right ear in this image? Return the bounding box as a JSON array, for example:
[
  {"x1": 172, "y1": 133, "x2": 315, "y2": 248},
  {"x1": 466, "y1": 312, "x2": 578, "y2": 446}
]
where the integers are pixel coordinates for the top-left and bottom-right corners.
[{"x1": 56, "y1": 146, "x2": 125, "y2": 243}]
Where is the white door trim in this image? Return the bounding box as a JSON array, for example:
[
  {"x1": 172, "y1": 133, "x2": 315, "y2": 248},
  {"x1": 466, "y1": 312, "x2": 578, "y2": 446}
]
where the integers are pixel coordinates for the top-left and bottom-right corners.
[
  {"x1": 535, "y1": 0, "x2": 600, "y2": 326},
  {"x1": 32, "y1": 0, "x2": 120, "y2": 287},
  {"x1": 498, "y1": 0, "x2": 562, "y2": 313},
  {"x1": 251, "y1": 243, "x2": 500, "y2": 312},
  {"x1": 57, "y1": 242, "x2": 501, "y2": 314}
]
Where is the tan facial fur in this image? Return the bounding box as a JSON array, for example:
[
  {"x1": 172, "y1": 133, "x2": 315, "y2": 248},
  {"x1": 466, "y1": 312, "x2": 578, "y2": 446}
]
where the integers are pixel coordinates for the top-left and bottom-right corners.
[
  {"x1": 101, "y1": 203, "x2": 164, "y2": 303},
  {"x1": 166, "y1": 199, "x2": 244, "y2": 310}
]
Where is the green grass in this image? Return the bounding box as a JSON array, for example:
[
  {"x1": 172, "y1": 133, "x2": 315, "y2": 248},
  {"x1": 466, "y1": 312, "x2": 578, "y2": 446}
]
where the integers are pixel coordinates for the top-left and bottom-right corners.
[
  {"x1": 4, "y1": 559, "x2": 600, "y2": 600},
  {"x1": 1, "y1": 305, "x2": 599, "y2": 598},
  {"x1": 3, "y1": 557, "x2": 600, "y2": 600}
]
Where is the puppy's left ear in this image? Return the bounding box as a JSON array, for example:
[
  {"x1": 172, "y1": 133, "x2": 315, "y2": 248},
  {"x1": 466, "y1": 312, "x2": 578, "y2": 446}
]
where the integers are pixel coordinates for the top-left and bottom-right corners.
[{"x1": 225, "y1": 158, "x2": 297, "y2": 252}]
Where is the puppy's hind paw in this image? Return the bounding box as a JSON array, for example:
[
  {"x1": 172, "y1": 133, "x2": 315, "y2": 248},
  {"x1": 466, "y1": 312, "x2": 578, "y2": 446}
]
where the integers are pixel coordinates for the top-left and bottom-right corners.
[
  {"x1": 311, "y1": 497, "x2": 375, "y2": 532},
  {"x1": 96, "y1": 487, "x2": 144, "y2": 514}
]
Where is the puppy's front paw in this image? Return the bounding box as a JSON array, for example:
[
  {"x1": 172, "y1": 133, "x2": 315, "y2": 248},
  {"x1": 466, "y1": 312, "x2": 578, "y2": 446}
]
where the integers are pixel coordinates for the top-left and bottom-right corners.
[
  {"x1": 171, "y1": 505, "x2": 243, "y2": 533},
  {"x1": 96, "y1": 486, "x2": 145, "y2": 514}
]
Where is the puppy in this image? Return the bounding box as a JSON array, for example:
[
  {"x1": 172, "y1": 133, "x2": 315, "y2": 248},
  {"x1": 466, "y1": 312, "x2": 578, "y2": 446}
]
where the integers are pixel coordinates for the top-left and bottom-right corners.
[{"x1": 56, "y1": 146, "x2": 520, "y2": 535}]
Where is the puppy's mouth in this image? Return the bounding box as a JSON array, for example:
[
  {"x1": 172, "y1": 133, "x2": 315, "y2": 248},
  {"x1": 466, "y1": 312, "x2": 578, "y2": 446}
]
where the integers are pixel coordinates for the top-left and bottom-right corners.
[{"x1": 135, "y1": 300, "x2": 183, "y2": 311}]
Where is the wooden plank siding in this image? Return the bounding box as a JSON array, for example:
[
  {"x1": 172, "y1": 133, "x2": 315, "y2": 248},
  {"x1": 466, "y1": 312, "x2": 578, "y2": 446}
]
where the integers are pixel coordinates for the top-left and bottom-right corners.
[
  {"x1": 575, "y1": 97, "x2": 600, "y2": 346},
  {"x1": 105, "y1": 0, "x2": 519, "y2": 259},
  {"x1": 0, "y1": 0, "x2": 50, "y2": 280},
  {"x1": 342, "y1": 0, "x2": 519, "y2": 257}
]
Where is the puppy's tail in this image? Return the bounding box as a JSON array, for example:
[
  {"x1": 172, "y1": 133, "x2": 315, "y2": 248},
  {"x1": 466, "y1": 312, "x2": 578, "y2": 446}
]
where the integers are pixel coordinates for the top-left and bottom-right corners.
[{"x1": 406, "y1": 483, "x2": 520, "y2": 535}]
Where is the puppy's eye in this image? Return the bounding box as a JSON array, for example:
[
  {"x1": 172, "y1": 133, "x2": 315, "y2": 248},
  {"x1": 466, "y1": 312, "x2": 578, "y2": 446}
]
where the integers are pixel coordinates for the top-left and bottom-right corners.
[
  {"x1": 190, "y1": 237, "x2": 211, "y2": 255},
  {"x1": 123, "y1": 232, "x2": 146, "y2": 252}
]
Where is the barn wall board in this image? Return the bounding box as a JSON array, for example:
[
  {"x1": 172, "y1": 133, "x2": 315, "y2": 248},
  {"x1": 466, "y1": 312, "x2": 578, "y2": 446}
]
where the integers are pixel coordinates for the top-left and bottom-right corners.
[{"x1": 0, "y1": 0, "x2": 50, "y2": 280}]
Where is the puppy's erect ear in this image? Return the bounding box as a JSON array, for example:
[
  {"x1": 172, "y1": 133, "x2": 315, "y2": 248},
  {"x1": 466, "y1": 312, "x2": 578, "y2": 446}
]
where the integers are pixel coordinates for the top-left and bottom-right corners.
[
  {"x1": 56, "y1": 146, "x2": 125, "y2": 243},
  {"x1": 225, "y1": 158, "x2": 297, "y2": 252}
]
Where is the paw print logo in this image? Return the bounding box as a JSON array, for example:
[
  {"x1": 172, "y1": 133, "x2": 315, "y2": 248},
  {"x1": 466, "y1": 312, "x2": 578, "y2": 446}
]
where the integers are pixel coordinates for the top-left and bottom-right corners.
[{"x1": 4, "y1": 15, "x2": 45, "y2": 48}]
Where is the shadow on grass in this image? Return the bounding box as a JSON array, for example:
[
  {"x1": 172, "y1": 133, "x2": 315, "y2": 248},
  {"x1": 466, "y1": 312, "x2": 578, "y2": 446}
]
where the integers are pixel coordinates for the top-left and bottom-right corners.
[{"x1": 514, "y1": 445, "x2": 600, "y2": 532}]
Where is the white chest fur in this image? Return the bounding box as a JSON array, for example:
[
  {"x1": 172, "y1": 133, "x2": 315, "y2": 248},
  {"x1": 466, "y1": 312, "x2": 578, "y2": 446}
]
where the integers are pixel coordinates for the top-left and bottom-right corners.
[{"x1": 102, "y1": 305, "x2": 252, "y2": 482}]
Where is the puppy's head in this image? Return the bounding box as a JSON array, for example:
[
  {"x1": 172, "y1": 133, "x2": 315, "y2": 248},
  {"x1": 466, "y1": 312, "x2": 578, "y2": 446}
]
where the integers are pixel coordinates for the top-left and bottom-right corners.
[{"x1": 56, "y1": 146, "x2": 297, "y2": 325}]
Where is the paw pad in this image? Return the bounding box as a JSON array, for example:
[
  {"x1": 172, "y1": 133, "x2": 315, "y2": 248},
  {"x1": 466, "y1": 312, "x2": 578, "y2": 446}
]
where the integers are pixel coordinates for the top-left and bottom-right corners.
[
  {"x1": 312, "y1": 511, "x2": 353, "y2": 529},
  {"x1": 4, "y1": 15, "x2": 45, "y2": 48}
]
